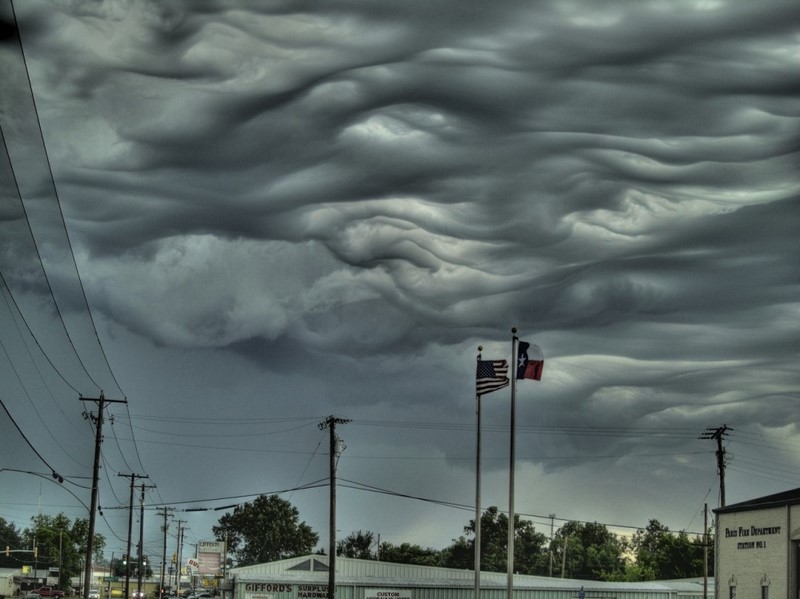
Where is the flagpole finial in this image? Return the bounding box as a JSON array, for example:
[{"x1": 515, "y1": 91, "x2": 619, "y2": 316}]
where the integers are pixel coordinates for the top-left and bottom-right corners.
[
  {"x1": 478, "y1": 345, "x2": 483, "y2": 352},
  {"x1": 511, "y1": 327, "x2": 517, "y2": 334}
]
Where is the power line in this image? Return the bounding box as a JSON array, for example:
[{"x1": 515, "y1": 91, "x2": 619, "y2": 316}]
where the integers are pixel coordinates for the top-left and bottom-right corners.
[
  {"x1": 0, "y1": 399, "x2": 65, "y2": 483},
  {"x1": 3, "y1": 4, "x2": 148, "y2": 487},
  {"x1": 0, "y1": 335, "x2": 87, "y2": 468},
  {"x1": 9, "y1": 0, "x2": 125, "y2": 399},
  {"x1": 0, "y1": 123, "x2": 102, "y2": 393},
  {"x1": 336, "y1": 477, "x2": 710, "y2": 537},
  {"x1": 99, "y1": 479, "x2": 329, "y2": 511},
  {"x1": 0, "y1": 272, "x2": 81, "y2": 396},
  {"x1": 0, "y1": 468, "x2": 82, "y2": 508}
]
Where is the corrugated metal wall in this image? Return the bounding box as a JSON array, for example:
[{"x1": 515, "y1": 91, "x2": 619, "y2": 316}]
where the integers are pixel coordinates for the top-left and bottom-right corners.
[
  {"x1": 233, "y1": 580, "x2": 697, "y2": 599},
  {"x1": 230, "y1": 557, "x2": 709, "y2": 599}
]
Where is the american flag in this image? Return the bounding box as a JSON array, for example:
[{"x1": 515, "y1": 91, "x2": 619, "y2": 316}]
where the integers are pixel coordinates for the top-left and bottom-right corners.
[{"x1": 476, "y1": 359, "x2": 510, "y2": 396}]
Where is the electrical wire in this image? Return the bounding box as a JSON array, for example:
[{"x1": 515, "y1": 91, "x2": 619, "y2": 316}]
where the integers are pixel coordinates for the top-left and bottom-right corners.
[
  {"x1": 0, "y1": 468, "x2": 88, "y2": 510},
  {"x1": 120, "y1": 402, "x2": 148, "y2": 477},
  {"x1": 101, "y1": 479, "x2": 329, "y2": 511},
  {"x1": 10, "y1": 0, "x2": 125, "y2": 399},
  {"x1": 108, "y1": 417, "x2": 137, "y2": 475},
  {"x1": 337, "y1": 477, "x2": 710, "y2": 537},
  {"x1": 0, "y1": 396, "x2": 67, "y2": 483},
  {"x1": 4, "y1": 3, "x2": 149, "y2": 491},
  {"x1": 0, "y1": 334, "x2": 87, "y2": 468},
  {"x1": 0, "y1": 124, "x2": 102, "y2": 393},
  {"x1": 129, "y1": 420, "x2": 320, "y2": 438},
  {"x1": 287, "y1": 431, "x2": 325, "y2": 502},
  {"x1": 0, "y1": 271, "x2": 82, "y2": 397}
]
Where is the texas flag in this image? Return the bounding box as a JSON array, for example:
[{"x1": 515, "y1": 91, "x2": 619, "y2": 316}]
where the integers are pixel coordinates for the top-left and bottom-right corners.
[{"x1": 516, "y1": 341, "x2": 544, "y2": 381}]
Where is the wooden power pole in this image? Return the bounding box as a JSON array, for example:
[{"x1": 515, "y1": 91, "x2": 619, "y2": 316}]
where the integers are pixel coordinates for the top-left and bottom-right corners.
[
  {"x1": 80, "y1": 393, "x2": 126, "y2": 599},
  {"x1": 700, "y1": 425, "x2": 731, "y2": 507},
  {"x1": 319, "y1": 416, "x2": 350, "y2": 599}
]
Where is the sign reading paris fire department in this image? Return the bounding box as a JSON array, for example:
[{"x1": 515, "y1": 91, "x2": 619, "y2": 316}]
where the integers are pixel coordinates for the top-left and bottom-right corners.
[
  {"x1": 724, "y1": 523, "x2": 782, "y2": 550},
  {"x1": 364, "y1": 589, "x2": 412, "y2": 599}
]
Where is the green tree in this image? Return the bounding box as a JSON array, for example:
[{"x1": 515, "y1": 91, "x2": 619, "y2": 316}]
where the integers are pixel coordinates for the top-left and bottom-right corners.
[
  {"x1": 22, "y1": 514, "x2": 105, "y2": 590},
  {"x1": 601, "y1": 562, "x2": 657, "y2": 582},
  {"x1": 0, "y1": 517, "x2": 23, "y2": 568},
  {"x1": 378, "y1": 542, "x2": 441, "y2": 566},
  {"x1": 212, "y1": 494, "x2": 318, "y2": 566},
  {"x1": 337, "y1": 530, "x2": 375, "y2": 559},
  {"x1": 627, "y1": 519, "x2": 710, "y2": 580},
  {"x1": 441, "y1": 507, "x2": 548, "y2": 575},
  {"x1": 552, "y1": 521, "x2": 625, "y2": 580}
]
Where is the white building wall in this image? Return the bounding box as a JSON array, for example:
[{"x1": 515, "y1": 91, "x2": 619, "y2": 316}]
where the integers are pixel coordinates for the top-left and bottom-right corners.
[
  {"x1": 716, "y1": 505, "x2": 787, "y2": 598},
  {"x1": 232, "y1": 556, "x2": 711, "y2": 599}
]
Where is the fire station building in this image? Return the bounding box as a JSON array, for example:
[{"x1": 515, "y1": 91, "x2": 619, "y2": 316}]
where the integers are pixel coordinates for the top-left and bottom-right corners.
[{"x1": 715, "y1": 487, "x2": 800, "y2": 598}]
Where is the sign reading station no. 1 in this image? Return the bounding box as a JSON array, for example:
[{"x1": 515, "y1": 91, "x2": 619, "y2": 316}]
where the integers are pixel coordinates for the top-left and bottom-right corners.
[{"x1": 364, "y1": 590, "x2": 412, "y2": 599}]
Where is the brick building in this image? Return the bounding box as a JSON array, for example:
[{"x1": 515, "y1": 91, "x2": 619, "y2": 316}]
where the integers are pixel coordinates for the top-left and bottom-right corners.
[{"x1": 715, "y1": 488, "x2": 800, "y2": 598}]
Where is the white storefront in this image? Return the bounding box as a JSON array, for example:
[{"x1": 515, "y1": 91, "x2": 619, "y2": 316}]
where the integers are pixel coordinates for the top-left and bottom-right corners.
[
  {"x1": 230, "y1": 554, "x2": 712, "y2": 599},
  {"x1": 715, "y1": 488, "x2": 800, "y2": 598}
]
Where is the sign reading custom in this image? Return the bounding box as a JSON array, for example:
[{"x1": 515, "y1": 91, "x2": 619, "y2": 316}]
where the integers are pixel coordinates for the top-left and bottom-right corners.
[
  {"x1": 724, "y1": 524, "x2": 781, "y2": 550},
  {"x1": 365, "y1": 589, "x2": 412, "y2": 599}
]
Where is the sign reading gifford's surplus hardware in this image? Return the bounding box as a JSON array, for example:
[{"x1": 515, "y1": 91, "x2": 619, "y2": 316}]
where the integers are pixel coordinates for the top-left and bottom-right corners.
[
  {"x1": 243, "y1": 584, "x2": 329, "y2": 599},
  {"x1": 243, "y1": 585, "x2": 412, "y2": 599},
  {"x1": 724, "y1": 524, "x2": 782, "y2": 550}
]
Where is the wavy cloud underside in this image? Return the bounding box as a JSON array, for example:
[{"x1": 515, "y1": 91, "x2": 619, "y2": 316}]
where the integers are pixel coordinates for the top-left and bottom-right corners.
[{"x1": 0, "y1": 0, "x2": 798, "y2": 540}]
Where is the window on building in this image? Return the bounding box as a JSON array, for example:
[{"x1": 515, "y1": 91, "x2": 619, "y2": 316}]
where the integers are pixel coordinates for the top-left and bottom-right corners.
[
  {"x1": 761, "y1": 585, "x2": 768, "y2": 599},
  {"x1": 729, "y1": 585, "x2": 736, "y2": 599}
]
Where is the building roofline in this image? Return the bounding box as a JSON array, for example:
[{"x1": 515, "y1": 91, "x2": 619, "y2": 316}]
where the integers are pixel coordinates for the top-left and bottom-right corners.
[{"x1": 714, "y1": 487, "x2": 800, "y2": 514}]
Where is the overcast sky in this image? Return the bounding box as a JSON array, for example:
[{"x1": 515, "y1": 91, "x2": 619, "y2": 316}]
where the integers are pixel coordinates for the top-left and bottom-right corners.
[{"x1": 1, "y1": 0, "x2": 799, "y2": 569}]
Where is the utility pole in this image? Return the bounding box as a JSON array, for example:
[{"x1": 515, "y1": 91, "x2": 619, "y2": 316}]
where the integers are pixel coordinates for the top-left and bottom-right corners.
[
  {"x1": 318, "y1": 415, "x2": 350, "y2": 599},
  {"x1": 58, "y1": 530, "x2": 63, "y2": 589},
  {"x1": 700, "y1": 425, "x2": 731, "y2": 507},
  {"x1": 222, "y1": 531, "x2": 228, "y2": 579},
  {"x1": 548, "y1": 514, "x2": 555, "y2": 577},
  {"x1": 703, "y1": 503, "x2": 708, "y2": 599},
  {"x1": 138, "y1": 483, "x2": 156, "y2": 598},
  {"x1": 175, "y1": 520, "x2": 187, "y2": 592},
  {"x1": 80, "y1": 393, "x2": 126, "y2": 599},
  {"x1": 158, "y1": 508, "x2": 174, "y2": 598},
  {"x1": 118, "y1": 473, "x2": 148, "y2": 599}
]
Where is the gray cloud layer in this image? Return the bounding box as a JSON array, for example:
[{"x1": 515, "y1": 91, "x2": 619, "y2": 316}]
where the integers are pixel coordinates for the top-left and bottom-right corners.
[{"x1": 1, "y1": 0, "x2": 798, "y2": 550}]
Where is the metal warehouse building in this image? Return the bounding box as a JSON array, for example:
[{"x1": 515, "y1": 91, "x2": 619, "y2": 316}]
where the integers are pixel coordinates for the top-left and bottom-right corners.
[
  {"x1": 229, "y1": 555, "x2": 712, "y2": 599},
  {"x1": 715, "y1": 487, "x2": 800, "y2": 598}
]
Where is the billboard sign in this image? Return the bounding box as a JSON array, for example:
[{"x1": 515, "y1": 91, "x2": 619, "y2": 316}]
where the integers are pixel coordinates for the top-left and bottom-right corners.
[{"x1": 197, "y1": 541, "x2": 225, "y2": 576}]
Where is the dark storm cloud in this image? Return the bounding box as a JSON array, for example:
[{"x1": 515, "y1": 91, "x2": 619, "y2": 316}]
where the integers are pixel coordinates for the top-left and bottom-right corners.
[
  {"x1": 6, "y1": 0, "x2": 794, "y2": 385},
  {"x1": 3, "y1": 0, "x2": 795, "y2": 368}
]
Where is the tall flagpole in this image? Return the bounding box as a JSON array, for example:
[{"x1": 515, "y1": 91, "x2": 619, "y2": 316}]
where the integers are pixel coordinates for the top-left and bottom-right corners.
[
  {"x1": 475, "y1": 348, "x2": 483, "y2": 599},
  {"x1": 507, "y1": 328, "x2": 518, "y2": 599}
]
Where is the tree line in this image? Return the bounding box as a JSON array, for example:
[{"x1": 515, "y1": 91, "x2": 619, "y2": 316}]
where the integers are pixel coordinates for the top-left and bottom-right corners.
[
  {"x1": 0, "y1": 514, "x2": 106, "y2": 590},
  {"x1": 212, "y1": 495, "x2": 713, "y2": 582},
  {"x1": 0, "y1": 494, "x2": 711, "y2": 586}
]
